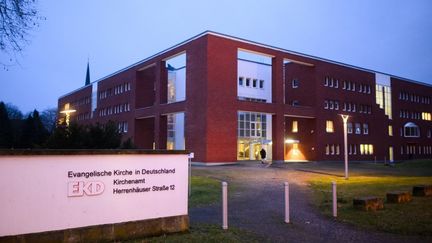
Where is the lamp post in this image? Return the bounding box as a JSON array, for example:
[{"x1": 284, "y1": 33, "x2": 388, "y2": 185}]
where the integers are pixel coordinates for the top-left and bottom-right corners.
[
  {"x1": 60, "y1": 103, "x2": 76, "y2": 126},
  {"x1": 340, "y1": 114, "x2": 349, "y2": 180}
]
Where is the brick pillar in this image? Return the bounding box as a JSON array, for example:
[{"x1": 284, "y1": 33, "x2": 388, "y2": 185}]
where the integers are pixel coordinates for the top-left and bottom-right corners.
[
  {"x1": 272, "y1": 114, "x2": 285, "y2": 161},
  {"x1": 272, "y1": 56, "x2": 285, "y2": 161}
]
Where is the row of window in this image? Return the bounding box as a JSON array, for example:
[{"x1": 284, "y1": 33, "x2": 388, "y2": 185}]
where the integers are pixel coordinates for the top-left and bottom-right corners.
[
  {"x1": 325, "y1": 144, "x2": 340, "y2": 155},
  {"x1": 347, "y1": 123, "x2": 369, "y2": 135},
  {"x1": 118, "y1": 121, "x2": 128, "y2": 133},
  {"x1": 325, "y1": 144, "x2": 374, "y2": 155},
  {"x1": 399, "y1": 111, "x2": 432, "y2": 121},
  {"x1": 349, "y1": 144, "x2": 374, "y2": 155},
  {"x1": 401, "y1": 145, "x2": 432, "y2": 155},
  {"x1": 324, "y1": 100, "x2": 372, "y2": 114},
  {"x1": 72, "y1": 97, "x2": 91, "y2": 107},
  {"x1": 399, "y1": 92, "x2": 431, "y2": 104},
  {"x1": 99, "y1": 82, "x2": 132, "y2": 100},
  {"x1": 324, "y1": 77, "x2": 372, "y2": 94},
  {"x1": 76, "y1": 112, "x2": 91, "y2": 121},
  {"x1": 98, "y1": 103, "x2": 131, "y2": 117},
  {"x1": 238, "y1": 77, "x2": 265, "y2": 89}
]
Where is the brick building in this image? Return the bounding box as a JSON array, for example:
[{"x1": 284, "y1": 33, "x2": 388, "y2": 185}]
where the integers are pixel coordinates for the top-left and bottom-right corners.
[{"x1": 58, "y1": 31, "x2": 432, "y2": 163}]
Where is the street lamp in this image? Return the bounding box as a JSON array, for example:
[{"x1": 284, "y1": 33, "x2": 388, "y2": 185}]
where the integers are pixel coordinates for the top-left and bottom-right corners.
[
  {"x1": 60, "y1": 103, "x2": 76, "y2": 126},
  {"x1": 340, "y1": 114, "x2": 349, "y2": 180}
]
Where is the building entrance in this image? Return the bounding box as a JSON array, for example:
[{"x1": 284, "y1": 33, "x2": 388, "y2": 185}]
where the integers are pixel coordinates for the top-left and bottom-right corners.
[{"x1": 237, "y1": 139, "x2": 272, "y2": 161}]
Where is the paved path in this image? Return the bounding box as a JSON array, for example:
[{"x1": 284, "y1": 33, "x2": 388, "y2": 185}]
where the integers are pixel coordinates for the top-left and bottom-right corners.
[{"x1": 189, "y1": 162, "x2": 432, "y2": 243}]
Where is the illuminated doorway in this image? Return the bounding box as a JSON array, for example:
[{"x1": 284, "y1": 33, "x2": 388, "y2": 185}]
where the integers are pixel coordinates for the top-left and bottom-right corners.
[{"x1": 285, "y1": 140, "x2": 307, "y2": 161}]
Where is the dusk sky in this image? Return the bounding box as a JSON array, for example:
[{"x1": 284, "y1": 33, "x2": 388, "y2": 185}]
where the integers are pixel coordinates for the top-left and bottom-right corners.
[{"x1": 1, "y1": 0, "x2": 431, "y2": 113}]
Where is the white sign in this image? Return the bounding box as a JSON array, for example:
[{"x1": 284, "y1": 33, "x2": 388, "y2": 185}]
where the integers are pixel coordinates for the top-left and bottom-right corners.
[{"x1": 0, "y1": 154, "x2": 188, "y2": 237}]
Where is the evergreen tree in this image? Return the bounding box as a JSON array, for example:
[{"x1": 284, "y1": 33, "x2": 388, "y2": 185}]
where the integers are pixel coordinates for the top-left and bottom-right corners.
[
  {"x1": 18, "y1": 110, "x2": 49, "y2": 148},
  {"x1": 0, "y1": 102, "x2": 13, "y2": 148}
]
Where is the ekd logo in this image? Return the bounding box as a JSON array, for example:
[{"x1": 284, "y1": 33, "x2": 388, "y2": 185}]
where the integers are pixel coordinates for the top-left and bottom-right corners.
[{"x1": 68, "y1": 181, "x2": 105, "y2": 197}]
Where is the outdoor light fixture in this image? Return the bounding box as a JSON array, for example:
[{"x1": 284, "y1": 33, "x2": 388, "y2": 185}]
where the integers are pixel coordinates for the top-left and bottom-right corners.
[
  {"x1": 339, "y1": 114, "x2": 350, "y2": 180},
  {"x1": 60, "y1": 103, "x2": 76, "y2": 126},
  {"x1": 284, "y1": 139, "x2": 299, "y2": 144}
]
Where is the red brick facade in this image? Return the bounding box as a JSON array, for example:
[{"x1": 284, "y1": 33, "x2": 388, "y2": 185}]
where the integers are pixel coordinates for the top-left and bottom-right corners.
[{"x1": 58, "y1": 31, "x2": 432, "y2": 163}]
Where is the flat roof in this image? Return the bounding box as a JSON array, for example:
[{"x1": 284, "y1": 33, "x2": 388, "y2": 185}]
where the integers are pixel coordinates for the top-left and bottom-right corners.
[{"x1": 59, "y1": 30, "x2": 431, "y2": 99}]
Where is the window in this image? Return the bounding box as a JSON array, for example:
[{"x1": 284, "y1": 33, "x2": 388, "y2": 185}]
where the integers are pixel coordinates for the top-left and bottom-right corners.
[
  {"x1": 292, "y1": 79, "x2": 299, "y2": 88},
  {"x1": 335, "y1": 80, "x2": 339, "y2": 88},
  {"x1": 292, "y1": 121, "x2": 298, "y2": 133},
  {"x1": 253, "y1": 79, "x2": 257, "y2": 88},
  {"x1": 335, "y1": 101, "x2": 339, "y2": 110},
  {"x1": 363, "y1": 123, "x2": 369, "y2": 135},
  {"x1": 329, "y1": 101, "x2": 334, "y2": 109},
  {"x1": 246, "y1": 78, "x2": 250, "y2": 87},
  {"x1": 388, "y1": 125, "x2": 393, "y2": 136},
  {"x1": 324, "y1": 77, "x2": 329, "y2": 86},
  {"x1": 259, "y1": 80, "x2": 264, "y2": 89},
  {"x1": 336, "y1": 145, "x2": 340, "y2": 155},
  {"x1": 422, "y1": 112, "x2": 431, "y2": 121},
  {"x1": 238, "y1": 112, "x2": 267, "y2": 138},
  {"x1": 360, "y1": 144, "x2": 374, "y2": 155},
  {"x1": 428, "y1": 129, "x2": 431, "y2": 138},
  {"x1": 342, "y1": 81, "x2": 346, "y2": 89},
  {"x1": 166, "y1": 53, "x2": 187, "y2": 103},
  {"x1": 325, "y1": 144, "x2": 330, "y2": 155},
  {"x1": 292, "y1": 100, "x2": 300, "y2": 106},
  {"x1": 326, "y1": 120, "x2": 334, "y2": 133},
  {"x1": 324, "y1": 100, "x2": 329, "y2": 109},
  {"x1": 347, "y1": 122, "x2": 353, "y2": 134},
  {"x1": 355, "y1": 123, "x2": 361, "y2": 134},
  {"x1": 404, "y1": 122, "x2": 420, "y2": 137},
  {"x1": 238, "y1": 77, "x2": 244, "y2": 86}
]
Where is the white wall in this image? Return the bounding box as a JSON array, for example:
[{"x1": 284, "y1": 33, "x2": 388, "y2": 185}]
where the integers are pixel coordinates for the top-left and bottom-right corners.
[
  {"x1": 237, "y1": 59, "x2": 272, "y2": 102},
  {"x1": 174, "y1": 112, "x2": 185, "y2": 149},
  {"x1": 375, "y1": 73, "x2": 391, "y2": 86},
  {"x1": 0, "y1": 154, "x2": 188, "y2": 237}
]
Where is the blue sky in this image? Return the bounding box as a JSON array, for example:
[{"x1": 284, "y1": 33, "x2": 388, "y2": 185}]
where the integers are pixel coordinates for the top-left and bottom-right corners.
[{"x1": 1, "y1": 0, "x2": 431, "y2": 113}]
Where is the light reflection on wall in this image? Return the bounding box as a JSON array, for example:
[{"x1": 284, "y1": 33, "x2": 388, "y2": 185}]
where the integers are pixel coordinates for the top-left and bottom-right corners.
[{"x1": 284, "y1": 140, "x2": 307, "y2": 161}]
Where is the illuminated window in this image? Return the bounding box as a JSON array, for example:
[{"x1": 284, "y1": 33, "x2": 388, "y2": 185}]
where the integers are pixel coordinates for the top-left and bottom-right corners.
[
  {"x1": 360, "y1": 144, "x2": 374, "y2": 155},
  {"x1": 422, "y1": 112, "x2": 431, "y2": 121},
  {"x1": 326, "y1": 120, "x2": 334, "y2": 133},
  {"x1": 388, "y1": 125, "x2": 393, "y2": 136},
  {"x1": 292, "y1": 120, "x2": 298, "y2": 133}
]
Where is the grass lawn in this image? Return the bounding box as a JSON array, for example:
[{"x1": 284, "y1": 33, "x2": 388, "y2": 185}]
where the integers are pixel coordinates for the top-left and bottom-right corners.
[
  {"x1": 189, "y1": 175, "x2": 221, "y2": 208},
  {"x1": 135, "y1": 223, "x2": 263, "y2": 243},
  {"x1": 309, "y1": 160, "x2": 432, "y2": 235}
]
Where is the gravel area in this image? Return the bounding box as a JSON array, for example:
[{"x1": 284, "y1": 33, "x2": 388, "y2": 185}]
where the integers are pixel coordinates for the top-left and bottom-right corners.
[{"x1": 189, "y1": 162, "x2": 432, "y2": 243}]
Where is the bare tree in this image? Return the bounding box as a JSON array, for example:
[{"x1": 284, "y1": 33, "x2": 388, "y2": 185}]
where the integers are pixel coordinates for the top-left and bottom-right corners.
[
  {"x1": 40, "y1": 107, "x2": 57, "y2": 133},
  {"x1": 0, "y1": 0, "x2": 42, "y2": 68}
]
